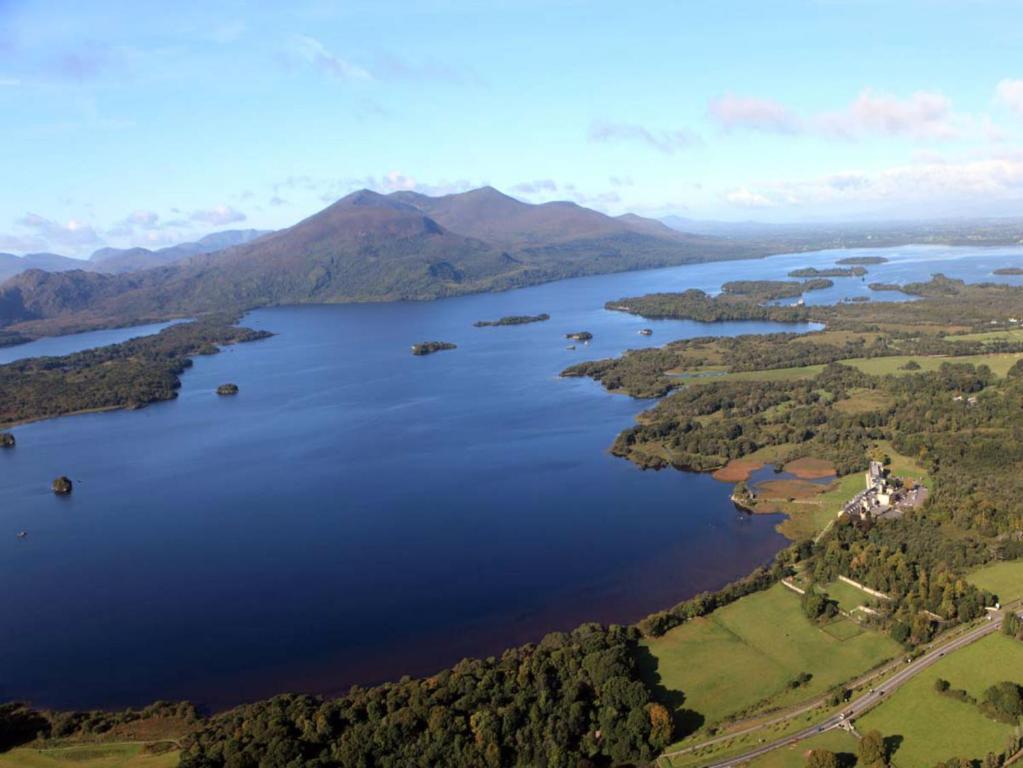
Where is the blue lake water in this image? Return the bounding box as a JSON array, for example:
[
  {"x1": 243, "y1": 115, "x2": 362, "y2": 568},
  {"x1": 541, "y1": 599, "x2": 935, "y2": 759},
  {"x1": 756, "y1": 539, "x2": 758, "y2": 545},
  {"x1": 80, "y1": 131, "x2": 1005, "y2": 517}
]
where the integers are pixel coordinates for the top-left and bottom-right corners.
[
  {"x1": 0, "y1": 320, "x2": 183, "y2": 365},
  {"x1": 1, "y1": 243, "x2": 1021, "y2": 710}
]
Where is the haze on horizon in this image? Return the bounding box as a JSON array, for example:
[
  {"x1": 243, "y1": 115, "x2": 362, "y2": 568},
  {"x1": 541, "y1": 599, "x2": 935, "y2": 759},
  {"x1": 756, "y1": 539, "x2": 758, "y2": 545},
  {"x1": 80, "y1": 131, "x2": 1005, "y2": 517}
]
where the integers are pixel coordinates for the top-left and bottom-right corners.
[{"x1": 2, "y1": 0, "x2": 1023, "y2": 257}]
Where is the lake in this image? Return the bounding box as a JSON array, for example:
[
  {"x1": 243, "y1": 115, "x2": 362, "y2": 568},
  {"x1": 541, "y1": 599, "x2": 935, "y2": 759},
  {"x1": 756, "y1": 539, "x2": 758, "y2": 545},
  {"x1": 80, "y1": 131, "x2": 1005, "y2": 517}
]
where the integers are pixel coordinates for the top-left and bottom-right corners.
[{"x1": 1, "y1": 243, "x2": 1021, "y2": 710}]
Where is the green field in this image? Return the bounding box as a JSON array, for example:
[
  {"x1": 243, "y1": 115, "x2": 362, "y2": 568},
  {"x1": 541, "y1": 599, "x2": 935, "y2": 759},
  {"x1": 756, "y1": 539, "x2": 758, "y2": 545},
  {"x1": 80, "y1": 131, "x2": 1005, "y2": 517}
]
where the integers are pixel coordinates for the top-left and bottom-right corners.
[
  {"x1": 821, "y1": 578, "x2": 873, "y2": 613},
  {"x1": 773, "y1": 472, "x2": 864, "y2": 541},
  {"x1": 677, "y1": 351, "x2": 1023, "y2": 385},
  {"x1": 0, "y1": 742, "x2": 179, "y2": 768},
  {"x1": 946, "y1": 328, "x2": 1023, "y2": 343},
  {"x1": 641, "y1": 584, "x2": 901, "y2": 735},
  {"x1": 740, "y1": 729, "x2": 860, "y2": 768},
  {"x1": 834, "y1": 387, "x2": 895, "y2": 414},
  {"x1": 843, "y1": 352, "x2": 1023, "y2": 377},
  {"x1": 966, "y1": 559, "x2": 1023, "y2": 605},
  {"x1": 857, "y1": 633, "x2": 1023, "y2": 767}
]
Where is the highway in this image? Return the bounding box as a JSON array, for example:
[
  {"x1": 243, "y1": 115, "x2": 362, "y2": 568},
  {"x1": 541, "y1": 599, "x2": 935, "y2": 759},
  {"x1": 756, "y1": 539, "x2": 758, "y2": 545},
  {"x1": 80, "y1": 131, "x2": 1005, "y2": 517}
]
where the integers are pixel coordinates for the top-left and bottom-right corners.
[{"x1": 665, "y1": 611, "x2": 1008, "y2": 768}]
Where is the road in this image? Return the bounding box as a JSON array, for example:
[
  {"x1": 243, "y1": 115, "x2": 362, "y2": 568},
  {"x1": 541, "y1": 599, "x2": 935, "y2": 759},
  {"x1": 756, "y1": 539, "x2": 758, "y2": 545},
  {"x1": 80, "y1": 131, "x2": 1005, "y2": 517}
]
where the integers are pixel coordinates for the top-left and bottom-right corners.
[{"x1": 666, "y1": 611, "x2": 1007, "y2": 768}]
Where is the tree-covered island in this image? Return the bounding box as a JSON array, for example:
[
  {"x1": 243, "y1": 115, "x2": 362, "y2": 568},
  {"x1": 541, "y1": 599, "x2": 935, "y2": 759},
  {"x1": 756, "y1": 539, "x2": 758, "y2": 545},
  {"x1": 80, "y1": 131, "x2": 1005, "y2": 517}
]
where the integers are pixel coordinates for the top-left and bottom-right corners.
[
  {"x1": 473, "y1": 313, "x2": 550, "y2": 327},
  {"x1": 410, "y1": 341, "x2": 457, "y2": 355}
]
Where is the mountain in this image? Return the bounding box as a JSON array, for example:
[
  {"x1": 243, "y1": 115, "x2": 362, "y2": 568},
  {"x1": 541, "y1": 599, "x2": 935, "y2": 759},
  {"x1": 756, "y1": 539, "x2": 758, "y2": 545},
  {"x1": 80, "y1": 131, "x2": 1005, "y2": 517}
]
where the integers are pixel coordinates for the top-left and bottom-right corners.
[
  {"x1": 391, "y1": 186, "x2": 687, "y2": 247},
  {"x1": 89, "y1": 229, "x2": 272, "y2": 273},
  {"x1": 0, "y1": 268, "x2": 165, "y2": 329},
  {"x1": 0, "y1": 187, "x2": 764, "y2": 337},
  {"x1": 615, "y1": 212, "x2": 687, "y2": 239},
  {"x1": 0, "y1": 252, "x2": 85, "y2": 283}
]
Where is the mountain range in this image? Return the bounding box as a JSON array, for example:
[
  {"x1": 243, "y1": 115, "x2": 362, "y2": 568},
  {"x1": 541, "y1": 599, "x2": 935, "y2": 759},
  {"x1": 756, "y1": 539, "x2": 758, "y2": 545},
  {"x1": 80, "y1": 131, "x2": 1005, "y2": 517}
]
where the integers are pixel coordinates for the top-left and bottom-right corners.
[
  {"x1": 0, "y1": 187, "x2": 771, "y2": 337},
  {"x1": 0, "y1": 229, "x2": 271, "y2": 283}
]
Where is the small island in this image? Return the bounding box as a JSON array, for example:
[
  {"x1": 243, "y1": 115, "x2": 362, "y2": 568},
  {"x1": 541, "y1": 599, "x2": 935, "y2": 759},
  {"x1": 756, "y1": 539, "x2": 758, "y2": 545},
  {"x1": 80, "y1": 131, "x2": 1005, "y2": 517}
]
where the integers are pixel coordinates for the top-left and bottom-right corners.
[
  {"x1": 0, "y1": 432, "x2": 14, "y2": 448},
  {"x1": 51, "y1": 476, "x2": 73, "y2": 495},
  {"x1": 993, "y1": 267, "x2": 1023, "y2": 275},
  {"x1": 411, "y1": 341, "x2": 457, "y2": 356},
  {"x1": 788, "y1": 266, "x2": 867, "y2": 278},
  {"x1": 720, "y1": 279, "x2": 833, "y2": 301},
  {"x1": 216, "y1": 383, "x2": 240, "y2": 396},
  {"x1": 868, "y1": 282, "x2": 905, "y2": 292},
  {"x1": 474, "y1": 313, "x2": 550, "y2": 327},
  {"x1": 836, "y1": 255, "x2": 888, "y2": 265},
  {"x1": 565, "y1": 331, "x2": 593, "y2": 342}
]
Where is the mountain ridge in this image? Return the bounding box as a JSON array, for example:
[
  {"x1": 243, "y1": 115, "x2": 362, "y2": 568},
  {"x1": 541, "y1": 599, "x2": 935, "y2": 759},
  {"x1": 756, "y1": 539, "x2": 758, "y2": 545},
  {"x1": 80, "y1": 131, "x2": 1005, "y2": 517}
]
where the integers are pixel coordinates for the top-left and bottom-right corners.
[{"x1": 0, "y1": 187, "x2": 763, "y2": 337}]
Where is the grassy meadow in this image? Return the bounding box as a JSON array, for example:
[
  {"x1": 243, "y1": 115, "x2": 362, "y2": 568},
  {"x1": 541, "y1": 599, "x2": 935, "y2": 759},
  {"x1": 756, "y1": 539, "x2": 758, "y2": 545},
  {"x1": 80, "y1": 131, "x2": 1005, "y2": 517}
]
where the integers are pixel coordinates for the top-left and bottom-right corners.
[
  {"x1": 739, "y1": 729, "x2": 860, "y2": 768},
  {"x1": 966, "y1": 559, "x2": 1023, "y2": 605},
  {"x1": 641, "y1": 584, "x2": 900, "y2": 738},
  {"x1": 856, "y1": 633, "x2": 1023, "y2": 767},
  {"x1": 0, "y1": 742, "x2": 179, "y2": 768}
]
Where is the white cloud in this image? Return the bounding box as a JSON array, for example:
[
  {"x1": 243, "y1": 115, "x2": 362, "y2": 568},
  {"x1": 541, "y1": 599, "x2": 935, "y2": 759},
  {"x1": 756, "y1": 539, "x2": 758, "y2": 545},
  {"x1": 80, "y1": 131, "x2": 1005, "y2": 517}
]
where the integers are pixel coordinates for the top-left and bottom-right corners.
[
  {"x1": 293, "y1": 35, "x2": 372, "y2": 82},
  {"x1": 816, "y1": 88, "x2": 959, "y2": 140},
  {"x1": 125, "y1": 209, "x2": 160, "y2": 228},
  {"x1": 723, "y1": 187, "x2": 774, "y2": 208},
  {"x1": 510, "y1": 179, "x2": 558, "y2": 195},
  {"x1": 720, "y1": 151, "x2": 1023, "y2": 211},
  {"x1": 17, "y1": 213, "x2": 101, "y2": 248},
  {"x1": 190, "y1": 204, "x2": 247, "y2": 225},
  {"x1": 995, "y1": 79, "x2": 1023, "y2": 115},
  {"x1": 709, "y1": 87, "x2": 997, "y2": 142},
  {"x1": 588, "y1": 120, "x2": 700, "y2": 154},
  {"x1": 381, "y1": 171, "x2": 416, "y2": 192},
  {"x1": 0, "y1": 232, "x2": 45, "y2": 253},
  {"x1": 708, "y1": 94, "x2": 799, "y2": 134}
]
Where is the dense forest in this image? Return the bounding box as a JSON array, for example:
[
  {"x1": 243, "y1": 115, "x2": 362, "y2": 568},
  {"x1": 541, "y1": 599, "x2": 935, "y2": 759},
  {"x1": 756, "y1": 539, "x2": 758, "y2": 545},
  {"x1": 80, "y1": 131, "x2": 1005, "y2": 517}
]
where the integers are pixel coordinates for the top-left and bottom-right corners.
[
  {"x1": 181, "y1": 625, "x2": 677, "y2": 768},
  {"x1": 0, "y1": 316, "x2": 270, "y2": 427}
]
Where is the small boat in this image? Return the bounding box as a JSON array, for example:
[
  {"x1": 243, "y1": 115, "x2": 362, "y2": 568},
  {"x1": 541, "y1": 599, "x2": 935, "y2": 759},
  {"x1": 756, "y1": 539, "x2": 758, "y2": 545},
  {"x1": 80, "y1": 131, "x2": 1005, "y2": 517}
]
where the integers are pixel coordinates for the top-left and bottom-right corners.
[
  {"x1": 566, "y1": 344, "x2": 576, "y2": 350},
  {"x1": 638, "y1": 328, "x2": 653, "y2": 336},
  {"x1": 16, "y1": 530, "x2": 27, "y2": 539}
]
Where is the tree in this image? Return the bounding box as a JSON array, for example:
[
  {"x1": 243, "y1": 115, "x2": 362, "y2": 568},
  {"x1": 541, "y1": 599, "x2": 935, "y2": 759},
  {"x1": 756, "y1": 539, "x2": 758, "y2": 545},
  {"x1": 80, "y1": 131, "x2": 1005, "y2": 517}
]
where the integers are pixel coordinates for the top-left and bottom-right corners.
[
  {"x1": 806, "y1": 748, "x2": 840, "y2": 768},
  {"x1": 646, "y1": 703, "x2": 673, "y2": 749},
  {"x1": 859, "y1": 729, "x2": 887, "y2": 767},
  {"x1": 981, "y1": 681, "x2": 1023, "y2": 723},
  {"x1": 1002, "y1": 612, "x2": 1022, "y2": 639},
  {"x1": 890, "y1": 621, "x2": 911, "y2": 646},
  {"x1": 802, "y1": 591, "x2": 837, "y2": 622}
]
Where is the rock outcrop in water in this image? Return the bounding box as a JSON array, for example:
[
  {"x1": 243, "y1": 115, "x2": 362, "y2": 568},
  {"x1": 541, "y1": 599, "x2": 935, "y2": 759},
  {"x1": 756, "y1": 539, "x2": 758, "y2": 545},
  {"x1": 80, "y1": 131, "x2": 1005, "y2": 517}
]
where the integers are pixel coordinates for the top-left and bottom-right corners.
[
  {"x1": 0, "y1": 432, "x2": 14, "y2": 448},
  {"x1": 51, "y1": 476, "x2": 73, "y2": 495},
  {"x1": 217, "y1": 383, "x2": 239, "y2": 396},
  {"x1": 411, "y1": 341, "x2": 457, "y2": 356}
]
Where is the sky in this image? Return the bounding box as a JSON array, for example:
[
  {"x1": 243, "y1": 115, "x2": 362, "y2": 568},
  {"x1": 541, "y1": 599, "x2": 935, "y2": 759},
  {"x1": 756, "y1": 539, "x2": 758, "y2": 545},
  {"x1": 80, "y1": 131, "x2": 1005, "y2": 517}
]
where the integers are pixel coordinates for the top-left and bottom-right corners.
[{"x1": 2, "y1": 0, "x2": 1023, "y2": 257}]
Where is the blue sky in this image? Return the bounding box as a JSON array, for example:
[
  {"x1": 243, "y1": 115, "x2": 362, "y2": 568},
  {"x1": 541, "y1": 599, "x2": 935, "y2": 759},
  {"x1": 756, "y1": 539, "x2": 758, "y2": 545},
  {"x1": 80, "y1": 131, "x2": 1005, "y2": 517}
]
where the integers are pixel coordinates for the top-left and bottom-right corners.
[{"x1": 2, "y1": 0, "x2": 1023, "y2": 256}]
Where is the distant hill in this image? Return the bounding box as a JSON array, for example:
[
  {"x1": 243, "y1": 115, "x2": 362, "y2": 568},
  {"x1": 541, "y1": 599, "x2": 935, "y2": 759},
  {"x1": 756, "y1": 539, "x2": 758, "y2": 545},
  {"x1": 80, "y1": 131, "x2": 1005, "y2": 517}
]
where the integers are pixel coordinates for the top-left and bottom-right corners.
[
  {"x1": 0, "y1": 252, "x2": 85, "y2": 283},
  {"x1": 89, "y1": 229, "x2": 271, "y2": 273},
  {"x1": 0, "y1": 187, "x2": 766, "y2": 337},
  {"x1": 0, "y1": 229, "x2": 273, "y2": 284}
]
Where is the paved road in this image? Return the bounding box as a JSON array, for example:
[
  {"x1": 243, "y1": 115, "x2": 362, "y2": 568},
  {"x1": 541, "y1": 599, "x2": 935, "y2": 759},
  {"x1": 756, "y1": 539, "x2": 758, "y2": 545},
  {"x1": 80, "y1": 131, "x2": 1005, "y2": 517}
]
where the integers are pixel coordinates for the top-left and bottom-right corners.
[{"x1": 671, "y1": 612, "x2": 1007, "y2": 768}]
